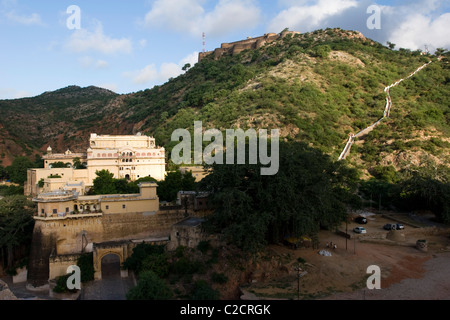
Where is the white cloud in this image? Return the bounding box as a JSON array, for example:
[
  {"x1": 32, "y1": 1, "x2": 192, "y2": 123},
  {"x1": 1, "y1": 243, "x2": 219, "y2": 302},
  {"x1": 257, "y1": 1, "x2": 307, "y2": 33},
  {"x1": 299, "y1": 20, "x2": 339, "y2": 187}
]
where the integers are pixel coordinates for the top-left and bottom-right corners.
[
  {"x1": 144, "y1": 0, "x2": 261, "y2": 37},
  {"x1": 78, "y1": 56, "x2": 110, "y2": 69},
  {"x1": 4, "y1": 10, "x2": 43, "y2": 25},
  {"x1": 96, "y1": 60, "x2": 109, "y2": 69},
  {"x1": 66, "y1": 21, "x2": 132, "y2": 55},
  {"x1": 0, "y1": 88, "x2": 33, "y2": 99},
  {"x1": 139, "y1": 39, "x2": 147, "y2": 48},
  {"x1": 124, "y1": 51, "x2": 199, "y2": 85},
  {"x1": 388, "y1": 12, "x2": 450, "y2": 52},
  {"x1": 268, "y1": 0, "x2": 358, "y2": 33},
  {"x1": 125, "y1": 64, "x2": 159, "y2": 84}
]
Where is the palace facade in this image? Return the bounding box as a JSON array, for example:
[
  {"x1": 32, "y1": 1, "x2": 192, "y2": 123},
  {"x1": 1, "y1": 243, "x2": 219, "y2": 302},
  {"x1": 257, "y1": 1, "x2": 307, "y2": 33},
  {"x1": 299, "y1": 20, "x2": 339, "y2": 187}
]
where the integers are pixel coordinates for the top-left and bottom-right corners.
[{"x1": 25, "y1": 133, "x2": 166, "y2": 197}]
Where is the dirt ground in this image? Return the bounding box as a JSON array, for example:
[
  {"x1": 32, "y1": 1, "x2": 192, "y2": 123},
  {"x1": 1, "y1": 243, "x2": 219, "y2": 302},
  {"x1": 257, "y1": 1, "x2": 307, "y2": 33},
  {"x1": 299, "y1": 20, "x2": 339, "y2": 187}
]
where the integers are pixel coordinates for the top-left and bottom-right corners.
[{"x1": 241, "y1": 212, "x2": 450, "y2": 300}]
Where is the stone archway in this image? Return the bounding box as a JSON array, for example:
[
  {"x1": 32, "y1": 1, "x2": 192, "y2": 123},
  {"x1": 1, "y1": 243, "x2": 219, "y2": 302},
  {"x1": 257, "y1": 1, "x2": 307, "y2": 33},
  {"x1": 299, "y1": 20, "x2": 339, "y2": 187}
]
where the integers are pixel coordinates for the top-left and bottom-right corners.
[
  {"x1": 92, "y1": 241, "x2": 131, "y2": 280},
  {"x1": 101, "y1": 253, "x2": 121, "y2": 278}
]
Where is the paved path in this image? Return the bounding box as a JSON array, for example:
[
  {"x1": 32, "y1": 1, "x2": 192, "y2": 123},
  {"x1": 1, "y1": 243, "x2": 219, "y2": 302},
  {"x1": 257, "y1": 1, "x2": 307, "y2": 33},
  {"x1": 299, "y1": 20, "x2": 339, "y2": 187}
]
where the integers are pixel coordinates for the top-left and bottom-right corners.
[
  {"x1": 338, "y1": 60, "x2": 433, "y2": 161},
  {"x1": 80, "y1": 274, "x2": 136, "y2": 300}
]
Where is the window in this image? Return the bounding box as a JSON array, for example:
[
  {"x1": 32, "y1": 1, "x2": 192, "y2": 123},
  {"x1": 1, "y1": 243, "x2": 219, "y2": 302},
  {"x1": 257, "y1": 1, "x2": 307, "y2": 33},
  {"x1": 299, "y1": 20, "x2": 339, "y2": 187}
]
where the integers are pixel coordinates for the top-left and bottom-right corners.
[
  {"x1": 41, "y1": 209, "x2": 44, "y2": 214},
  {"x1": 122, "y1": 205, "x2": 126, "y2": 209},
  {"x1": 53, "y1": 209, "x2": 57, "y2": 214},
  {"x1": 66, "y1": 207, "x2": 69, "y2": 213},
  {"x1": 106, "y1": 205, "x2": 109, "y2": 210}
]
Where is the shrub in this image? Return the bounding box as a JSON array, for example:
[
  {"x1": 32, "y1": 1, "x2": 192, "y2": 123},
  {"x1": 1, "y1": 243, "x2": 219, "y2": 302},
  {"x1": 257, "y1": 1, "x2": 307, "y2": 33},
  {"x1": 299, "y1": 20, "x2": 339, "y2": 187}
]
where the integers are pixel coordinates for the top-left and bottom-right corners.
[
  {"x1": 211, "y1": 272, "x2": 228, "y2": 284},
  {"x1": 297, "y1": 257, "x2": 306, "y2": 264},
  {"x1": 53, "y1": 273, "x2": 78, "y2": 293},
  {"x1": 77, "y1": 253, "x2": 94, "y2": 283},
  {"x1": 197, "y1": 241, "x2": 211, "y2": 254},
  {"x1": 171, "y1": 257, "x2": 203, "y2": 275},
  {"x1": 126, "y1": 271, "x2": 172, "y2": 300},
  {"x1": 190, "y1": 280, "x2": 220, "y2": 300}
]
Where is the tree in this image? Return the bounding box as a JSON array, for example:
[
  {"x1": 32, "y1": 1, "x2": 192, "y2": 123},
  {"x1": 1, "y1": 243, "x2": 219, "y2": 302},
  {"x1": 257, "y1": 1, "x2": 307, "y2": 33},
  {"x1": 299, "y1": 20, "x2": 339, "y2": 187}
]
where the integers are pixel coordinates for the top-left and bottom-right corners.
[
  {"x1": 395, "y1": 165, "x2": 450, "y2": 224},
  {"x1": 182, "y1": 63, "x2": 191, "y2": 72},
  {"x1": 33, "y1": 155, "x2": 44, "y2": 168},
  {"x1": 77, "y1": 253, "x2": 94, "y2": 283},
  {"x1": 91, "y1": 170, "x2": 117, "y2": 195},
  {"x1": 0, "y1": 165, "x2": 8, "y2": 180},
  {"x1": 435, "y1": 48, "x2": 447, "y2": 57},
  {"x1": 190, "y1": 280, "x2": 220, "y2": 300},
  {"x1": 0, "y1": 196, "x2": 35, "y2": 269},
  {"x1": 50, "y1": 162, "x2": 70, "y2": 168},
  {"x1": 313, "y1": 45, "x2": 331, "y2": 58},
  {"x1": 157, "y1": 170, "x2": 196, "y2": 202},
  {"x1": 73, "y1": 157, "x2": 86, "y2": 169},
  {"x1": 126, "y1": 271, "x2": 172, "y2": 300},
  {"x1": 387, "y1": 42, "x2": 396, "y2": 50},
  {"x1": 199, "y1": 141, "x2": 360, "y2": 253},
  {"x1": 122, "y1": 243, "x2": 166, "y2": 276},
  {"x1": 5, "y1": 157, "x2": 34, "y2": 185}
]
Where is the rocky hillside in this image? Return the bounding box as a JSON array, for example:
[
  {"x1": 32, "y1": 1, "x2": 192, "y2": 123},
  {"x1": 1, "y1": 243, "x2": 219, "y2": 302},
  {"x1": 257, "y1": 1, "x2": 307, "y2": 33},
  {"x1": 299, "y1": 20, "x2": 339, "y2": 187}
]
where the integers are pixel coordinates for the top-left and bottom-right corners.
[
  {"x1": 0, "y1": 86, "x2": 132, "y2": 166},
  {"x1": 0, "y1": 28, "x2": 448, "y2": 176}
]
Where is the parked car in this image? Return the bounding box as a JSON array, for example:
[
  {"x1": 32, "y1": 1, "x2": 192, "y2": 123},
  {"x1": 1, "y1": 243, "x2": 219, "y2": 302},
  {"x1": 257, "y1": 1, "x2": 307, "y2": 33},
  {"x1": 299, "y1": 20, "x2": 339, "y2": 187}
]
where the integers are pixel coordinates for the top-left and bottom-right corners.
[
  {"x1": 353, "y1": 227, "x2": 367, "y2": 234},
  {"x1": 384, "y1": 223, "x2": 400, "y2": 230},
  {"x1": 396, "y1": 223, "x2": 405, "y2": 230},
  {"x1": 355, "y1": 216, "x2": 368, "y2": 224}
]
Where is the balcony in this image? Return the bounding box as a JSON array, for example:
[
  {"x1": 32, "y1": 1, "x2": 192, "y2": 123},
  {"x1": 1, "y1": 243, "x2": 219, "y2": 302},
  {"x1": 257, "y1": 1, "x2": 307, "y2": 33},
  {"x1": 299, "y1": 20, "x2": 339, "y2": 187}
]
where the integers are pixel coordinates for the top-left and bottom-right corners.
[{"x1": 34, "y1": 210, "x2": 103, "y2": 221}]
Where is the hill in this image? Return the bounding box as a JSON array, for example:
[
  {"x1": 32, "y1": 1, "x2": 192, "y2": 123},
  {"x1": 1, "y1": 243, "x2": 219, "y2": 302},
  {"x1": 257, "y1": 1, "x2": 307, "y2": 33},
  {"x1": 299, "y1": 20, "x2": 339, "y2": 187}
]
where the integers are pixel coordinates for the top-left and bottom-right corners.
[
  {"x1": 0, "y1": 28, "x2": 448, "y2": 177},
  {"x1": 0, "y1": 85, "x2": 131, "y2": 166}
]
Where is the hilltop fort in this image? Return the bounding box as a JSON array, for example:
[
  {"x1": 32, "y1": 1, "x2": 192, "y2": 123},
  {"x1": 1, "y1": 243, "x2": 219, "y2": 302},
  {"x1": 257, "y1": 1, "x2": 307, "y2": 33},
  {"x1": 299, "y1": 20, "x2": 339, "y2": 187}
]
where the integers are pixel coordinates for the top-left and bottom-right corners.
[{"x1": 198, "y1": 30, "x2": 301, "y2": 62}]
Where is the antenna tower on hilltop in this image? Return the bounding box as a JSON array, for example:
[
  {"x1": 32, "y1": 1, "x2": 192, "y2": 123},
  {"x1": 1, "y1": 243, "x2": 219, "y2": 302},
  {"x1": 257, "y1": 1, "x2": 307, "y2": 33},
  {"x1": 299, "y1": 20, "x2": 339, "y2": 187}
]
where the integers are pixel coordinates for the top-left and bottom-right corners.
[{"x1": 203, "y1": 32, "x2": 206, "y2": 53}]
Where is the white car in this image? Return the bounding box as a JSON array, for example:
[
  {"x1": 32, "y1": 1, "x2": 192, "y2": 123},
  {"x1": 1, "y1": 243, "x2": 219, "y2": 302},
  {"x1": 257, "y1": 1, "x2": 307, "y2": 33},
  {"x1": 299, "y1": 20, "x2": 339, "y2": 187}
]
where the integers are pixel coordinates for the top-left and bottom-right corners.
[{"x1": 353, "y1": 227, "x2": 367, "y2": 234}]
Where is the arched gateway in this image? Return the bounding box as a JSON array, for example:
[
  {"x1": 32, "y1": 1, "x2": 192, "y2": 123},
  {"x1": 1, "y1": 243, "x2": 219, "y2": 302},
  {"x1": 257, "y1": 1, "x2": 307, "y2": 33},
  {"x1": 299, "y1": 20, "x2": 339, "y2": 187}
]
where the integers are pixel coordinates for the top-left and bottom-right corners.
[{"x1": 92, "y1": 241, "x2": 131, "y2": 280}]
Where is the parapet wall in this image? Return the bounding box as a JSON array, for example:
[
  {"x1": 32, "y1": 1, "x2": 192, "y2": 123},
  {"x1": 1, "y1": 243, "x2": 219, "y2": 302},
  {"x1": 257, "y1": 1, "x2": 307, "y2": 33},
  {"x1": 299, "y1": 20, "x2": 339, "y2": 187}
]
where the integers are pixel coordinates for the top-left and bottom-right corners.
[
  {"x1": 199, "y1": 31, "x2": 300, "y2": 62},
  {"x1": 28, "y1": 209, "x2": 187, "y2": 285}
]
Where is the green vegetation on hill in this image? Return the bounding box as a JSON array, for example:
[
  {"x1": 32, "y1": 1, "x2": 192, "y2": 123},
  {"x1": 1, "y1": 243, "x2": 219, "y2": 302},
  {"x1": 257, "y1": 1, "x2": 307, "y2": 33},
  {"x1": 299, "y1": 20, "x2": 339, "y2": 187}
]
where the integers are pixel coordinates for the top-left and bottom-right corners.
[
  {"x1": 118, "y1": 29, "x2": 448, "y2": 174},
  {"x1": 0, "y1": 28, "x2": 448, "y2": 227},
  {"x1": 0, "y1": 85, "x2": 120, "y2": 162},
  {"x1": 124, "y1": 243, "x2": 222, "y2": 300},
  {"x1": 0, "y1": 28, "x2": 448, "y2": 178}
]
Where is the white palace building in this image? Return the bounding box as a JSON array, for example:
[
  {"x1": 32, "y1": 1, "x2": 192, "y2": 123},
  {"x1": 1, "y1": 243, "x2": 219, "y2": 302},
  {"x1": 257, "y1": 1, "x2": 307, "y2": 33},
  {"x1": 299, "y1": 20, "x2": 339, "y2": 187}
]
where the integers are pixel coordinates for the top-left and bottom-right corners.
[{"x1": 25, "y1": 133, "x2": 166, "y2": 197}]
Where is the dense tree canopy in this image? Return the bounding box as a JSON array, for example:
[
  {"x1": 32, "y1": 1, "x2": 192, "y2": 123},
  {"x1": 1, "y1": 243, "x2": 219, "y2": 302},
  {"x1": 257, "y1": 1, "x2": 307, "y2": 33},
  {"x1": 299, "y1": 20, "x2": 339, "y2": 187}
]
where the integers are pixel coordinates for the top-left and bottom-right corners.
[
  {"x1": 126, "y1": 270, "x2": 172, "y2": 300},
  {"x1": 5, "y1": 157, "x2": 34, "y2": 185},
  {"x1": 0, "y1": 195, "x2": 35, "y2": 269},
  {"x1": 90, "y1": 170, "x2": 158, "y2": 195},
  {"x1": 157, "y1": 170, "x2": 196, "y2": 202},
  {"x1": 199, "y1": 141, "x2": 361, "y2": 253}
]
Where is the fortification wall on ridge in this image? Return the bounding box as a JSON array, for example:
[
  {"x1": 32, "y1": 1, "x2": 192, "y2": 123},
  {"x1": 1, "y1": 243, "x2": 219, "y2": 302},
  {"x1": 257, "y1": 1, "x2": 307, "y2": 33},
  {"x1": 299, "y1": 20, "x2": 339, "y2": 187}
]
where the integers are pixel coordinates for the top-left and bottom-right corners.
[{"x1": 198, "y1": 31, "x2": 300, "y2": 62}]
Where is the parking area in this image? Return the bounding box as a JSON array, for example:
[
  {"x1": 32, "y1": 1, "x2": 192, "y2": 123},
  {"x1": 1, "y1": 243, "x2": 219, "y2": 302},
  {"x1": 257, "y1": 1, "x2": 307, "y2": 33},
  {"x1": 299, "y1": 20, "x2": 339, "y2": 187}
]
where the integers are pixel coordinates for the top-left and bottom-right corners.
[{"x1": 340, "y1": 211, "x2": 429, "y2": 239}]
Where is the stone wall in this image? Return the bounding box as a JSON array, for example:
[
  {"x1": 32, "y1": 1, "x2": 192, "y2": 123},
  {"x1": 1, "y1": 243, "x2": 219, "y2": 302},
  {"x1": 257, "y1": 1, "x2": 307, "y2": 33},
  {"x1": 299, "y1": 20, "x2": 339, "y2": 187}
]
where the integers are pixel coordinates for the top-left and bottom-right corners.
[
  {"x1": 49, "y1": 253, "x2": 81, "y2": 280},
  {"x1": 199, "y1": 31, "x2": 300, "y2": 62},
  {"x1": 28, "y1": 209, "x2": 187, "y2": 284}
]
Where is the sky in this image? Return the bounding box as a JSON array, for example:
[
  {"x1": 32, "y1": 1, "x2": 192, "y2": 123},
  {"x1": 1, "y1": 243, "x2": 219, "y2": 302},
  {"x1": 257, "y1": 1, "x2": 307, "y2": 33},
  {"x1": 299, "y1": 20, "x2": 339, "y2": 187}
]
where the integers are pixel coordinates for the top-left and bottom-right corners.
[{"x1": 0, "y1": 0, "x2": 449, "y2": 99}]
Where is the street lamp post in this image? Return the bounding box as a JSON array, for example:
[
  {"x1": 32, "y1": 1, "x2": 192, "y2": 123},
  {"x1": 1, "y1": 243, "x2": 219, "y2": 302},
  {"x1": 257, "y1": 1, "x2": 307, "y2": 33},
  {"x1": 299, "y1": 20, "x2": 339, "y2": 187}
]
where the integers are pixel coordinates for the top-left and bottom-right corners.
[{"x1": 294, "y1": 265, "x2": 307, "y2": 300}]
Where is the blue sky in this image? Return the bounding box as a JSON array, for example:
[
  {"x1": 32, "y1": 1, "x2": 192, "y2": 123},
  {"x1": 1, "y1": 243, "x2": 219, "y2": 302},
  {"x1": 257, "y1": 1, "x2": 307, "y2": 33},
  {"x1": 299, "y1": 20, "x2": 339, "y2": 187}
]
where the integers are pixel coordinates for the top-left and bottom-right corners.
[{"x1": 0, "y1": 0, "x2": 449, "y2": 99}]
